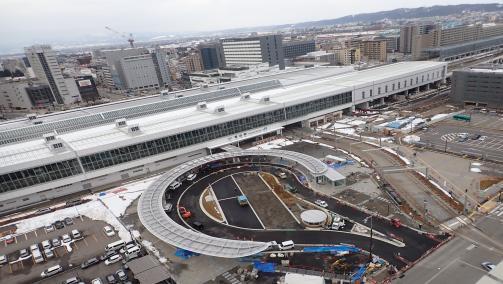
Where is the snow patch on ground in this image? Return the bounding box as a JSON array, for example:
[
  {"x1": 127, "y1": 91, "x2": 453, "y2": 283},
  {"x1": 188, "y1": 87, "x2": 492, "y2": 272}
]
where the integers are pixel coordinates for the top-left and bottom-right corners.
[
  {"x1": 417, "y1": 172, "x2": 452, "y2": 198},
  {"x1": 403, "y1": 135, "x2": 421, "y2": 144},
  {"x1": 16, "y1": 200, "x2": 132, "y2": 241},
  {"x1": 248, "y1": 138, "x2": 294, "y2": 150},
  {"x1": 98, "y1": 175, "x2": 161, "y2": 217},
  {"x1": 470, "y1": 168, "x2": 482, "y2": 173},
  {"x1": 142, "y1": 239, "x2": 168, "y2": 264},
  {"x1": 431, "y1": 113, "x2": 448, "y2": 120},
  {"x1": 302, "y1": 139, "x2": 335, "y2": 149}
]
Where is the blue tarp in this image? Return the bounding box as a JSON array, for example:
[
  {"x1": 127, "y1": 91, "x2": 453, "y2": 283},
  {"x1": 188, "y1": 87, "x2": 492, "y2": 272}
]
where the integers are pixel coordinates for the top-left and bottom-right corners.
[
  {"x1": 351, "y1": 265, "x2": 368, "y2": 282},
  {"x1": 175, "y1": 248, "x2": 200, "y2": 260},
  {"x1": 303, "y1": 245, "x2": 361, "y2": 253},
  {"x1": 253, "y1": 261, "x2": 276, "y2": 272}
]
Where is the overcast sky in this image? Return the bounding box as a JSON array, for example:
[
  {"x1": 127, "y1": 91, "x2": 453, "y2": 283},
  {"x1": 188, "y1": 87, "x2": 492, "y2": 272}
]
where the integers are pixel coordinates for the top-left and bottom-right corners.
[{"x1": 0, "y1": 0, "x2": 496, "y2": 53}]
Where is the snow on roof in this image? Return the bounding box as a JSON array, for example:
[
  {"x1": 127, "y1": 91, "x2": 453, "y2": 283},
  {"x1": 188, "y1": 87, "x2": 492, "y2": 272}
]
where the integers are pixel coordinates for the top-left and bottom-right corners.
[{"x1": 0, "y1": 61, "x2": 446, "y2": 170}]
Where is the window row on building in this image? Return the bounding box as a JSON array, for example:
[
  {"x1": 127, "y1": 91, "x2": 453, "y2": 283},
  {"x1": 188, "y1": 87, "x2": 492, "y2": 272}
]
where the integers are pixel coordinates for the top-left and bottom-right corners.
[
  {"x1": 0, "y1": 159, "x2": 82, "y2": 193},
  {"x1": 0, "y1": 91, "x2": 352, "y2": 192}
]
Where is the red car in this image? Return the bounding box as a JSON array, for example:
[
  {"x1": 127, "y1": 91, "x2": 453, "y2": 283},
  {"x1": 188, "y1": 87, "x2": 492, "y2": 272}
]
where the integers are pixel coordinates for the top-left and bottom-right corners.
[
  {"x1": 179, "y1": 207, "x2": 192, "y2": 219},
  {"x1": 4, "y1": 235, "x2": 15, "y2": 245}
]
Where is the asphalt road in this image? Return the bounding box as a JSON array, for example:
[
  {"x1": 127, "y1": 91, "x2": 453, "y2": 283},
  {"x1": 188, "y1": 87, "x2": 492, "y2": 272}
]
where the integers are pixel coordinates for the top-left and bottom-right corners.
[
  {"x1": 395, "y1": 203, "x2": 503, "y2": 284},
  {"x1": 171, "y1": 163, "x2": 446, "y2": 269}
]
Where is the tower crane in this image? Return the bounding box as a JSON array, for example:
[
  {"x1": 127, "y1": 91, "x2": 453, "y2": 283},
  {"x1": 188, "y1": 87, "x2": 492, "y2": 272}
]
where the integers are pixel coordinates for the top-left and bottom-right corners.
[{"x1": 105, "y1": 26, "x2": 135, "y2": 48}]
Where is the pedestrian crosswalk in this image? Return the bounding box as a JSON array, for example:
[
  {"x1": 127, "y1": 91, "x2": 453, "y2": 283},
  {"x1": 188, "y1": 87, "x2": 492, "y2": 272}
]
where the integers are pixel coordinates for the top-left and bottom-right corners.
[
  {"x1": 222, "y1": 271, "x2": 242, "y2": 284},
  {"x1": 440, "y1": 133, "x2": 459, "y2": 142}
]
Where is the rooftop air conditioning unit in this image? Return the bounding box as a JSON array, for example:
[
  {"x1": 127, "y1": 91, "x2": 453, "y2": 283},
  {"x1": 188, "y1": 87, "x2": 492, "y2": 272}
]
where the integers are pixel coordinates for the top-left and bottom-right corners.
[
  {"x1": 115, "y1": 118, "x2": 127, "y2": 128},
  {"x1": 240, "y1": 93, "x2": 251, "y2": 100},
  {"x1": 197, "y1": 102, "x2": 207, "y2": 110},
  {"x1": 26, "y1": 113, "x2": 37, "y2": 120},
  {"x1": 43, "y1": 132, "x2": 57, "y2": 143},
  {"x1": 260, "y1": 96, "x2": 271, "y2": 103},
  {"x1": 48, "y1": 139, "x2": 65, "y2": 152},
  {"x1": 214, "y1": 105, "x2": 225, "y2": 113},
  {"x1": 127, "y1": 124, "x2": 141, "y2": 135}
]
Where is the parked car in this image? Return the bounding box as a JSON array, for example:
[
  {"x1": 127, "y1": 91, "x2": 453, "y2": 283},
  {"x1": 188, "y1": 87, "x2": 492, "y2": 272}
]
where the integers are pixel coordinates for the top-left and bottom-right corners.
[
  {"x1": 168, "y1": 181, "x2": 181, "y2": 190},
  {"x1": 54, "y1": 220, "x2": 65, "y2": 229},
  {"x1": 91, "y1": 278, "x2": 103, "y2": 284},
  {"x1": 100, "y1": 250, "x2": 118, "y2": 261},
  {"x1": 64, "y1": 217, "x2": 74, "y2": 226},
  {"x1": 40, "y1": 265, "x2": 63, "y2": 277},
  {"x1": 278, "y1": 240, "x2": 295, "y2": 250},
  {"x1": 62, "y1": 234, "x2": 72, "y2": 244},
  {"x1": 481, "y1": 261, "x2": 496, "y2": 271},
  {"x1": 103, "y1": 226, "x2": 115, "y2": 237},
  {"x1": 19, "y1": 248, "x2": 30, "y2": 258},
  {"x1": 119, "y1": 243, "x2": 138, "y2": 254},
  {"x1": 186, "y1": 173, "x2": 197, "y2": 181},
  {"x1": 275, "y1": 171, "x2": 287, "y2": 179},
  {"x1": 81, "y1": 257, "x2": 100, "y2": 269},
  {"x1": 4, "y1": 235, "x2": 15, "y2": 245},
  {"x1": 116, "y1": 269, "x2": 127, "y2": 281},
  {"x1": 179, "y1": 207, "x2": 192, "y2": 219},
  {"x1": 71, "y1": 229, "x2": 81, "y2": 239},
  {"x1": 29, "y1": 244, "x2": 40, "y2": 252},
  {"x1": 192, "y1": 221, "x2": 204, "y2": 230},
  {"x1": 52, "y1": 238, "x2": 61, "y2": 247},
  {"x1": 34, "y1": 208, "x2": 53, "y2": 215},
  {"x1": 479, "y1": 136, "x2": 487, "y2": 141},
  {"x1": 471, "y1": 134, "x2": 481, "y2": 140},
  {"x1": 44, "y1": 224, "x2": 55, "y2": 232},
  {"x1": 106, "y1": 274, "x2": 117, "y2": 284},
  {"x1": 104, "y1": 254, "x2": 123, "y2": 265},
  {"x1": 163, "y1": 203, "x2": 173, "y2": 213},
  {"x1": 63, "y1": 276, "x2": 83, "y2": 284},
  {"x1": 44, "y1": 249, "x2": 54, "y2": 259},
  {"x1": 315, "y1": 199, "x2": 328, "y2": 208},
  {"x1": 65, "y1": 199, "x2": 83, "y2": 207},
  {"x1": 41, "y1": 240, "x2": 51, "y2": 250},
  {"x1": 0, "y1": 254, "x2": 7, "y2": 265}
]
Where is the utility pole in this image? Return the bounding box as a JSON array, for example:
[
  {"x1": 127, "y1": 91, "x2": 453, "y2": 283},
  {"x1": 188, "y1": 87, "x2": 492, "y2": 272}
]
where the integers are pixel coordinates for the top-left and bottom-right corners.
[
  {"x1": 444, "y1": 139, "x2": 448, "y2": 152},
  {"x1": 368, "y1": 215, "x2": 373, "y2": 262},
  {"x1": 464, "y1": 189, "x2": 468, "y2": 214}
]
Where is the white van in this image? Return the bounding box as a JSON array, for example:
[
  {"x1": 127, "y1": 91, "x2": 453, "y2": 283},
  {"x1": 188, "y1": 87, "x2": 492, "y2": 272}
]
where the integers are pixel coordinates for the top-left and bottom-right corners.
[
  {"x1": 125, "y1": 246, "x2": 141, "y2": 259},
  {"x1": 41, "y1": 264, "x2": 63, "y2": 277},
  {"x1": 71, "y1": 229, "x2": 81, "y2": 239},
  {"x1": 278, "y1": 240, "x2": 295, "y2": 250},
  {"x1": 32, "y1": 249, "x2": 44, "y2": 264},
  {"x1": 169, "y1": 181, "x2": 181, "y2": 190},
  {"x1": 105, "y1": 240, "x2": 125, "y2": 251}
]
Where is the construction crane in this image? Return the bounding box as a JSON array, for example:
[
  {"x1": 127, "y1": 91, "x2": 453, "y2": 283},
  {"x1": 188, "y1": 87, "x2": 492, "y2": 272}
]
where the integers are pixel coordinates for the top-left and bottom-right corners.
[{"x1": 105, "y1": 26, "x2": 135, "y2": 48}]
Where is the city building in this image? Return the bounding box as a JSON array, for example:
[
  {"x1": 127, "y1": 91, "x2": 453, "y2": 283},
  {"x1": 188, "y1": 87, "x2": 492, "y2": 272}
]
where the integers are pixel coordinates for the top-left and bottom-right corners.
[
  {"x1": 410, "y1": 23, "x2": 503, "y2": 60},
  {"x1": 103, "y1": 47, "x2": 170, "y2": 91},
  {"x1": 25, "y1": 84, "x2": 55, "y2": 107},
  {"x1": 358, "y1": 40, "x2": 387, "y2": 62},
  {"x1": 0, "y1": 79, "x2": 32, "y2": 110},
  {"x1": 333, "y1": 48, "x2": 361, "y2": 65},
  {"x1": 75, "y1": 76, "x2": 100, "y2": 102},
  {"x1": 376, "y1": 35, "x2": 400, "y2": 53},
  {"x1": 400, "y1": 23, "x2": 438, "y2": 54},
  {"x1": 198, "y1": 43, "x2": 225, "y2": 70},
  {"x1": 25, "y1": 45, "x2": 79, "y2": 105},
  {"x1": 221, "y1": 34, "x2": 285, "y2": 70},
  {"x1": 179, "y1": 53, "x2": 204, "y2": 73},
  {"x1": 294, "y1": 51, "x2": 336, "y2": 65},
  {"x1": 450, "y1": 64, "x2": 503, "y2": 108},
  {"x1": 0, "y1": 61, "x2": 447, "y2": 213},
  {"x1": 283, "y1": 40, "x2": 316, "y2": 59}
]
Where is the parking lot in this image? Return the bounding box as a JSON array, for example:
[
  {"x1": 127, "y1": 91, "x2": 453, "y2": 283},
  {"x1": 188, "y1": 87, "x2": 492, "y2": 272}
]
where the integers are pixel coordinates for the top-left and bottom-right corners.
[
  {"x1": 418, "y1": 113, "x2": 503, "y2": 162},
  {"x1": 0, "y1": 216, "x2": 137, "y2": 284}
]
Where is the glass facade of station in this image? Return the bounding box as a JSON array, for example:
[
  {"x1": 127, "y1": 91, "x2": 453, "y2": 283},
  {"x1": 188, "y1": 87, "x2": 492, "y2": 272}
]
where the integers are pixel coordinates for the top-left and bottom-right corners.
[{"x1": 0, "y1": 91, "x2": 352, "y2": 192}]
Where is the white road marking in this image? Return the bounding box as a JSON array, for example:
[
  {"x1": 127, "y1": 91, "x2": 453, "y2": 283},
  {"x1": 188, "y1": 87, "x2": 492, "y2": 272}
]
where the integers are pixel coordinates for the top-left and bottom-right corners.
[
  {"x1": 424, "y1": 258, "x2": 459, "y2": 284},
  {"x1": 231, "y1": 174, "x2": 266, "y2": 229}
]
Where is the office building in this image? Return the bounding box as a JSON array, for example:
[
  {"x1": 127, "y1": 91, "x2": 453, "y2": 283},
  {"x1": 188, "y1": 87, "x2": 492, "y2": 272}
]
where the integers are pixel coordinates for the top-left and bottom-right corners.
[
  {"x1": 333, "y1": 48, "x2": 361, "y2": 65},
  {"x1": 376, "y1": 35, "x2": 400, "y2": 53},
  {"x1": 0, "y1": 61, "x2": 447, "y2": 213},
  {"x1": 198, "y1": 43, "x2": 225, "y2": 70},
  {"x1": 221, "y1": 34, "x2": 285, "y2": 70},
  {"x1": 24, "y1": 45, "x2": 77, "y2": 105},
  {"x1": 103, "y1": 48, "x2": 170, "y2": 91},
  {"x1": 283, "y1": 40, "x2": 316, "y2": 59},
  {"x1": 75, "y1": 76, "x2": 100, "y2": 102},
  {"x1": 0, "y1": 79, "x2": 56, "y2": 109},
  {"x1": 450, "y1": 65, "x2": 503, "y2": 107},
  {"x1": 179, "y1": 53, "x2": 204, "y2": 73}
]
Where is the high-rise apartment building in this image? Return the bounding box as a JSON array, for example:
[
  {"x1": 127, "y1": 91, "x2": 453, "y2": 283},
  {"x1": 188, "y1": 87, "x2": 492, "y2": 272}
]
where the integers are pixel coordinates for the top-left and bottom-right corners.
[
  {"x1": 333, "y1": 48, "x2": 361, "y2": 65},
  {"x1": 283, "y1": 40, "x2": 316, "y2": 59},
  {"x1": 400, "y1": 23, "x2": 438, "y2": 54},
  {"x1": 221, "y1": 35, "x2": 285, "y2": 70},
  {"x1": 359, "y1": 40, "x2": 387, "y2": 62},
  {"x1": 376, "y1": 36, "x2": 400, "y2": 53},
  {"x1": 198, "y1": 43, "x2": 225, "y2": 70},
  {"x1": 24, "y1": 45, "x2": 78, "y2": 105}
]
